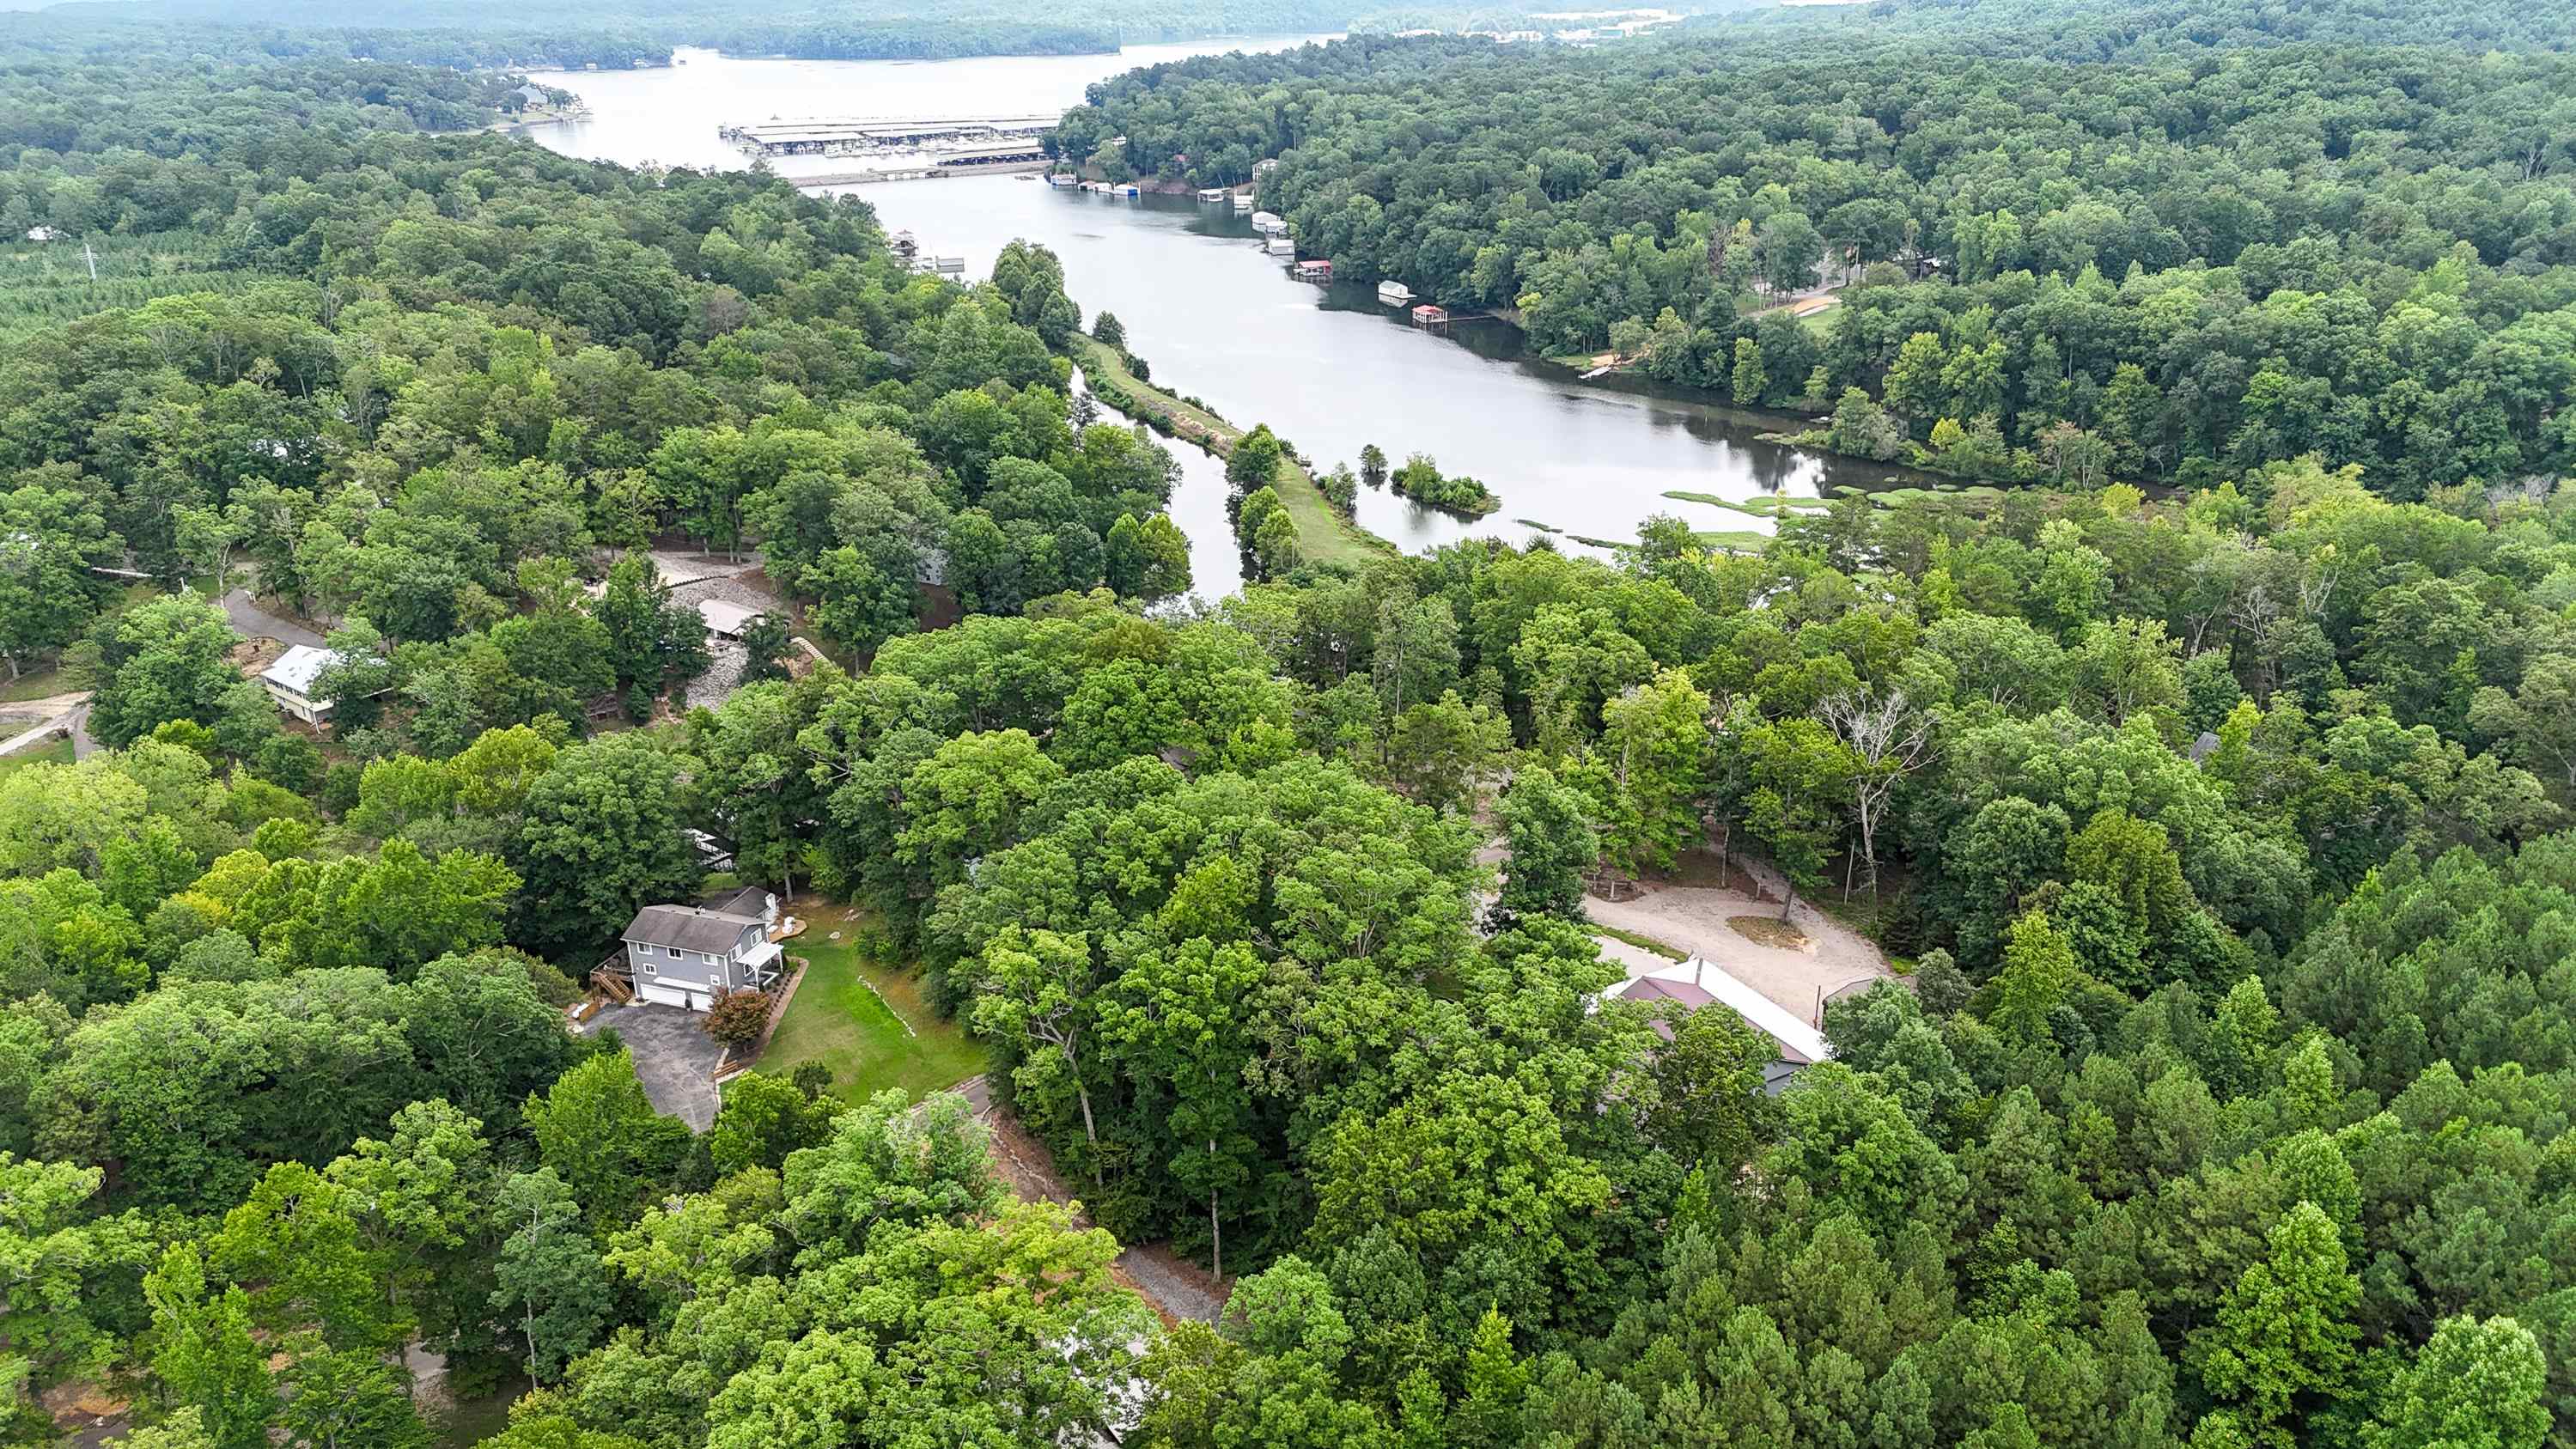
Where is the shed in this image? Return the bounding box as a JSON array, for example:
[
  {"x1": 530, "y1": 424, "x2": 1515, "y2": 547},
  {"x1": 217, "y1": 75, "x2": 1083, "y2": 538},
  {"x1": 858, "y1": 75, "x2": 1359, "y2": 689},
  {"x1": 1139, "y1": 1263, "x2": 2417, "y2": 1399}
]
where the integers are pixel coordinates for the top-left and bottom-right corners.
[{"x1": 696, "y1": 599, "x2": 759, "y2": 638}]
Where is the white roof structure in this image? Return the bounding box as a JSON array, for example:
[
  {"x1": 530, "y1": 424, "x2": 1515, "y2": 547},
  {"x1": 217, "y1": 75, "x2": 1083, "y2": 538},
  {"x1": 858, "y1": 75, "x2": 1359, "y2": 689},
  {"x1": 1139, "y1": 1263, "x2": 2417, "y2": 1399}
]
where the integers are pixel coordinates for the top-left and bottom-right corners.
[
  {"x1": 696, "y1": 599, "x2": 759, "y2": 637},
  {"x1": 1608, "y1": 957, "x2": 1833, "y2": 1066},
  {"x1": 259, "y1": 644, "x2": 344, "y2": 698}
]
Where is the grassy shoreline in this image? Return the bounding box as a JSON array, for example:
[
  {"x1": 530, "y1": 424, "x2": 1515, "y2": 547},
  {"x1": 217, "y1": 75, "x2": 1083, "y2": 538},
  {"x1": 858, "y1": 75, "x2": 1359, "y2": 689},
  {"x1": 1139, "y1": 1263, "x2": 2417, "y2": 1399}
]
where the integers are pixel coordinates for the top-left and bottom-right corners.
[{"x1": 1074, "y1": 336, "x2": 1390, "y2": 569}]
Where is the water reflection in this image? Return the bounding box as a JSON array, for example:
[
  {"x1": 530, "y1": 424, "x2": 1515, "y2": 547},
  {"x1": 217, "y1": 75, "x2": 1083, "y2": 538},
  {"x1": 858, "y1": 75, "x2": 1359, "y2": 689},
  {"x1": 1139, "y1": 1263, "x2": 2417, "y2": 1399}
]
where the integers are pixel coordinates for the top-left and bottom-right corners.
[{"x1": 521, "y1": 48, "x2": 1927, "y2": 588}]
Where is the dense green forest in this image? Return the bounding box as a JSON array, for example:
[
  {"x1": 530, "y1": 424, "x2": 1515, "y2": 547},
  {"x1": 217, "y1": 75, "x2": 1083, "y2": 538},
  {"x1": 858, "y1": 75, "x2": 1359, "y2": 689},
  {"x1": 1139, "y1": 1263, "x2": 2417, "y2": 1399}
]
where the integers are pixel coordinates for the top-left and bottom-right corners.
[
  {"x1": 9, "y1": 3, "x2": 2576, "y2": 1447},
  {"x1": 5, "y1": 0, "x2": 1350, "y2": 70},
  {"x1": 1057, "y1": 0, "x2": 2576, "y2": 494}
]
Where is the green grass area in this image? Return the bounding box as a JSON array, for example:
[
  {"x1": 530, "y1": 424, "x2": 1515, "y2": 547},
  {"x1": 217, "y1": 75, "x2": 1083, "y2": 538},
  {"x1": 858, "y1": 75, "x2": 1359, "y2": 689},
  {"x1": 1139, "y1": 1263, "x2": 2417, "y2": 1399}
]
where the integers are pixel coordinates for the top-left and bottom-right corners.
[
  {"x1": 1660, "y1": 490, "x2": 1835, "y2": 516},
  {"x1": 0, "y1": 736, "x2": 74, "y2": 776},
  {"x1": 1075, "y1": 336, "x2": 1391, "y2": 569},
  {"x1": 1691, "y1": 529, "x2": 1773, "y2": 553},
  {"x1": 0, "y1": 669, "x2": 72, "y2": 703},
  {"x1": 755, "y1": 916, "x2": 984, "y2": 1104},
  {"x1": 1593, "y1": 922, "x2": 1688, "y2": 961}
]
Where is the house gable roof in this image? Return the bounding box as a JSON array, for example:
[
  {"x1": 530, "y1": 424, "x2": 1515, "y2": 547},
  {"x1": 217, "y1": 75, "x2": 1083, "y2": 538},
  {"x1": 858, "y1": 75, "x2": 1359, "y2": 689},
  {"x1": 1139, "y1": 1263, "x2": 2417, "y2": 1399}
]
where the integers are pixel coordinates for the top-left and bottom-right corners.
[
  {"x1": 623, "y1": 904, "x2": 763, "y2": 954},
  {"x1": 1608, "y1": 959, "x2": 1832, "y2": 1065},
  {"x1": 259, "y1": 644, "x2": 345, "y2": 697}
]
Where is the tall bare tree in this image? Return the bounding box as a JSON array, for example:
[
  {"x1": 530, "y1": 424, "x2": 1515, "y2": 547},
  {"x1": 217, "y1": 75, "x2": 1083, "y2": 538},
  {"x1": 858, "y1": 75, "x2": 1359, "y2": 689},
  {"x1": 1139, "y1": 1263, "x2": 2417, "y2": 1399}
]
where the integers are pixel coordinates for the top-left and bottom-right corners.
[{"x1": 1818, "y1": 686, "x2": 1935, "y2": 897}]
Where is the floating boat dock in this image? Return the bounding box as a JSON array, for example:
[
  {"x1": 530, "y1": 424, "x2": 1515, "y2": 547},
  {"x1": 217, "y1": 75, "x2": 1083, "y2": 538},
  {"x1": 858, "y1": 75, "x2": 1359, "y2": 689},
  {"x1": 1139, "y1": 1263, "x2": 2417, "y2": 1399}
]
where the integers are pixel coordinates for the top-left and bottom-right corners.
[
  {"x1": 1377, "y1": 279, "x2": 1414, "y2": 307},
  {"x1": 720, "y1": 113, "x2": 1056, "y2": 157},
  {"x1": 789, "y1": 138, "x2": 1052, "y2": 186}
]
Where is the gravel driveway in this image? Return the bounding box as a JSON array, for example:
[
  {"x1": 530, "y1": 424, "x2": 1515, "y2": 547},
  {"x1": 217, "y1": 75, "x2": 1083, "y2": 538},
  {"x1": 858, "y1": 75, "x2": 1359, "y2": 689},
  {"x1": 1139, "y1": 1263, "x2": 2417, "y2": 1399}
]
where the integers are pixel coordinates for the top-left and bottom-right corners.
[{"x1": 1584, "y1": 869, "x2": 1891, "y2": 1024}]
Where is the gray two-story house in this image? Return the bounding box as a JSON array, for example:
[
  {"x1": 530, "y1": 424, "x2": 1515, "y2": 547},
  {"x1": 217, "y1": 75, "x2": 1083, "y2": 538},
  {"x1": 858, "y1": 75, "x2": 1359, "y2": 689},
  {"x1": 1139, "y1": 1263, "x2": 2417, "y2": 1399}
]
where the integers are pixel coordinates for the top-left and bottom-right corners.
[{"x1": 619, "y1": 897, "x2": 783, "y2": 1011}]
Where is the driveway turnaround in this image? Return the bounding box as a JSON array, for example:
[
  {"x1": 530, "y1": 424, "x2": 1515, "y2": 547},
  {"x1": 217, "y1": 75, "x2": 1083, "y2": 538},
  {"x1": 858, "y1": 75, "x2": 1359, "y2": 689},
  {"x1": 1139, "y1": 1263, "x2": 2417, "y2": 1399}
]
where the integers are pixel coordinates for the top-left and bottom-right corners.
[{"x1": 582, "y1": 1003, "x2": 724, "y2": 1129}]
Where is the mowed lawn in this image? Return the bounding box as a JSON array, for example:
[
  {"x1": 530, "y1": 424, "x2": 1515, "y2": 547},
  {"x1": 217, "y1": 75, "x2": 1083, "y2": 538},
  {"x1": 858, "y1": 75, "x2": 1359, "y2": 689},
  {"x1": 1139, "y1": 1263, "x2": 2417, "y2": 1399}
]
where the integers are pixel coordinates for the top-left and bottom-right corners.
[
  {"x1": 0, "y1": 735, "x2": 74, "y2": 777},
  {"x1": 755, "y1": 909, "x2": 984, "y2": 1104}
]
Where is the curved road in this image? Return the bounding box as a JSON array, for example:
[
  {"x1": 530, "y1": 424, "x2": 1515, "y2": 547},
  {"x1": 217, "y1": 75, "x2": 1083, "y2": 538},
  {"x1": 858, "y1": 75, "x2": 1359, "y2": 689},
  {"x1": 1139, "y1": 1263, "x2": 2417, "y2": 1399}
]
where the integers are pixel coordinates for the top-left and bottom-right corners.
[{"x1": 221, "y1": 588, "x2": 325, "y2": 648}]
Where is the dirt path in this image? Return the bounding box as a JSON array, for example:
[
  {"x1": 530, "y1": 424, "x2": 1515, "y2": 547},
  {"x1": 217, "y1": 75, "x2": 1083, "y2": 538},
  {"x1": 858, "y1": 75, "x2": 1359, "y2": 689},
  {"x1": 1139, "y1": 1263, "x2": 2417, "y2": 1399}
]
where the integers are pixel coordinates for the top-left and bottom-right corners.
[
  {"x1": 0, "y1": 691, "x2": 91, "y2": 758},
  {"x1": 1584, "y1": 855, "x2": 1891, "y2": 1025},
  {"x1": 978, "y1": 1095, "x2": 1229, "y2": 1324}
]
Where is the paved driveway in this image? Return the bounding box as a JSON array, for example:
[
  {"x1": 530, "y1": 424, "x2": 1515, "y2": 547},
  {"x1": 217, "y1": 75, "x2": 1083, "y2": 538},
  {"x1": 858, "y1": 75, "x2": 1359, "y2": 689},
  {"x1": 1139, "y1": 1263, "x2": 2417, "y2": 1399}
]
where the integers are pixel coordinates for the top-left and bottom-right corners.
[
  {"x1": 582, "y1": 1003, "x2": 724, "y2": 1130},
  {"x1": 220, "y1": 588, "x2": 325, "y2": 648}
]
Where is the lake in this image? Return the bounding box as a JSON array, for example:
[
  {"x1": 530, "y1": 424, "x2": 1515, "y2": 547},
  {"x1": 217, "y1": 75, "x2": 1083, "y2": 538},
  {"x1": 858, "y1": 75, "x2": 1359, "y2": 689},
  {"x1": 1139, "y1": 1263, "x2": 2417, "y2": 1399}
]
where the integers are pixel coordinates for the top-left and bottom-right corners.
[{"x1": 524, "y1": 41, "x2": 1902, "y2": 593}]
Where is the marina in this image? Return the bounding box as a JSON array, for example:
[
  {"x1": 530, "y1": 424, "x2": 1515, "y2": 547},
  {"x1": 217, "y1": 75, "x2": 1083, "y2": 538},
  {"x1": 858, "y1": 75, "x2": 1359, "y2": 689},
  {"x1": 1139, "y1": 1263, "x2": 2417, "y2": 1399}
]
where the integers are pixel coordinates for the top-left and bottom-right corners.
[
  {"x1": 521, "y1": 45, "x2": 1889, "y2": 581},
  {"x1": 717, "y1": 113, "x2": 1057, "y2": 157}
]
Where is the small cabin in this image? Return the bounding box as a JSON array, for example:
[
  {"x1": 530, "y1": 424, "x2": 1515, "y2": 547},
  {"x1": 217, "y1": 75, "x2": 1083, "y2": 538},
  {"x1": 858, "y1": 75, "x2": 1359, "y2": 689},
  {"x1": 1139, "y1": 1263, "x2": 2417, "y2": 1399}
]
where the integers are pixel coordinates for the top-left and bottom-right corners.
[
  {"x1": 1376, "y1": 279, "x2": 1414, "y2": 307},
  {"x1": 696, "y1": 599, "x2": 758, "y2": 639}
]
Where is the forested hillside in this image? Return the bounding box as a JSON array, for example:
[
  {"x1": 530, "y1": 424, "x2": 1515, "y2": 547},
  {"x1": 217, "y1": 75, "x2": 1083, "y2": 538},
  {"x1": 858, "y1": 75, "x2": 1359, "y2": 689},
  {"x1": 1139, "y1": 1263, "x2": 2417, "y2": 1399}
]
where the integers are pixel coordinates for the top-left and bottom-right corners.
[
  {"x1": 1058, "y1": 0, "x2": 2576, "y2": 494},
  {"x1": 8, "y1": 4, "x2": 2576, "y2": 1448},
  {"x1": 6, "y1": 0, "x2": 1351, "y2": 70}
]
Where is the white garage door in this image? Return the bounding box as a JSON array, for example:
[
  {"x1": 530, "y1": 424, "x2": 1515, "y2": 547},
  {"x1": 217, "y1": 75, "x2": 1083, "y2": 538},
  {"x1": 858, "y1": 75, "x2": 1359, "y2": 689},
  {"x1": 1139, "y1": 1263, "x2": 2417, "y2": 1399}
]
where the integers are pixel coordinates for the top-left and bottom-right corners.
[{"x1": 638, "y1": 980, "x2": 706, "y2": 1011}]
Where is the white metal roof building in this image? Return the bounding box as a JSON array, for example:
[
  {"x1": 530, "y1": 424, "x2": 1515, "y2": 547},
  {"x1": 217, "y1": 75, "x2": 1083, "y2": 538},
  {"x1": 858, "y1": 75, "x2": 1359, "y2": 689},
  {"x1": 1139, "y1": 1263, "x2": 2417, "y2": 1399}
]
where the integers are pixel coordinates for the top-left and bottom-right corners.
[
  {"x1": 696, "y1": 598, "x2": 759, "y2": 638},
  {"x1": 257, "y1": 644, "x2": 376, "y2": 725},
  {"x1": 1603, "y1": 957, "x2": 1834, "y2": 1093}
]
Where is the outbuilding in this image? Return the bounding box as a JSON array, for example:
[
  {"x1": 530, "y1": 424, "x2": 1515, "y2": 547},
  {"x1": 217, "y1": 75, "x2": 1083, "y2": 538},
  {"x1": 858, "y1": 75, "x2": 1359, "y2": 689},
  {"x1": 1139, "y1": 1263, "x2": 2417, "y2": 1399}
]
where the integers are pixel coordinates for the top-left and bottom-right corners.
[{"x1": 696, "y1": 598, "x2": 759, "y2": 639}]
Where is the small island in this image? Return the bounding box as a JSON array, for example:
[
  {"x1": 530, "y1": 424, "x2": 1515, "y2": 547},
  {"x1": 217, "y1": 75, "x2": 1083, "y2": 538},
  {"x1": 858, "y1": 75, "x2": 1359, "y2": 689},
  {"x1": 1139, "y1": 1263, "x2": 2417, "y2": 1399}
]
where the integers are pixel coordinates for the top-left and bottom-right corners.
[{"x1": 1390, "y1": 452, "x2": 1501, "y2": 519}]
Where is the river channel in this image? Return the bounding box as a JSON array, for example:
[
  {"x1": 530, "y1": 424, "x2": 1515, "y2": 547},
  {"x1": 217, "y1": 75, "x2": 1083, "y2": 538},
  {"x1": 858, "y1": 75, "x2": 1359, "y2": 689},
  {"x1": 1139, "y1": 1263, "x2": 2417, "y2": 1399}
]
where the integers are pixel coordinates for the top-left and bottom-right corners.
[{"x1": 524, "y1": 41, "x2": 1902, "y2": 593}]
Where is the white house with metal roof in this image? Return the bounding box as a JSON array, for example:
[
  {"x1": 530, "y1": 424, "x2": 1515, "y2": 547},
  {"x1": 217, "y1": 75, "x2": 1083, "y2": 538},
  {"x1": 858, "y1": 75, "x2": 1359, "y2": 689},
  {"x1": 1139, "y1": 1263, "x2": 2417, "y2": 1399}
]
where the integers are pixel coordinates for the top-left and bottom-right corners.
[
  {"x1": 256, "y1": 644, "x2": 380, "y2": 725},
  {"x1": 1602, "y1": 957, "x2": 1834, "y2": 1094}
]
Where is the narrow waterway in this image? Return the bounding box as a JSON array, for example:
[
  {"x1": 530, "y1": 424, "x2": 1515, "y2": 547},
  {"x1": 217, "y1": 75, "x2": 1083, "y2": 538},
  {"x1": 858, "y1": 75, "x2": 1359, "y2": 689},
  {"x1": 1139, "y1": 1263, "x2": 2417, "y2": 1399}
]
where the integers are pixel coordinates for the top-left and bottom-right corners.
[{"x1": 523, "y1": 41, "x2": 1909, "y2": 590}]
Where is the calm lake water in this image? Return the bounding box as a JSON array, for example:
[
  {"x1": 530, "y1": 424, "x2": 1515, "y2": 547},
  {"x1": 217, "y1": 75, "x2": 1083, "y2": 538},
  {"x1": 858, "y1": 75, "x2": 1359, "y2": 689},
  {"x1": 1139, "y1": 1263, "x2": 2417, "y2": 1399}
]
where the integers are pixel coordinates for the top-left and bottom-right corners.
[{"x1": 525, "y1": 42, "x2": 1902, "y2": 592}]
